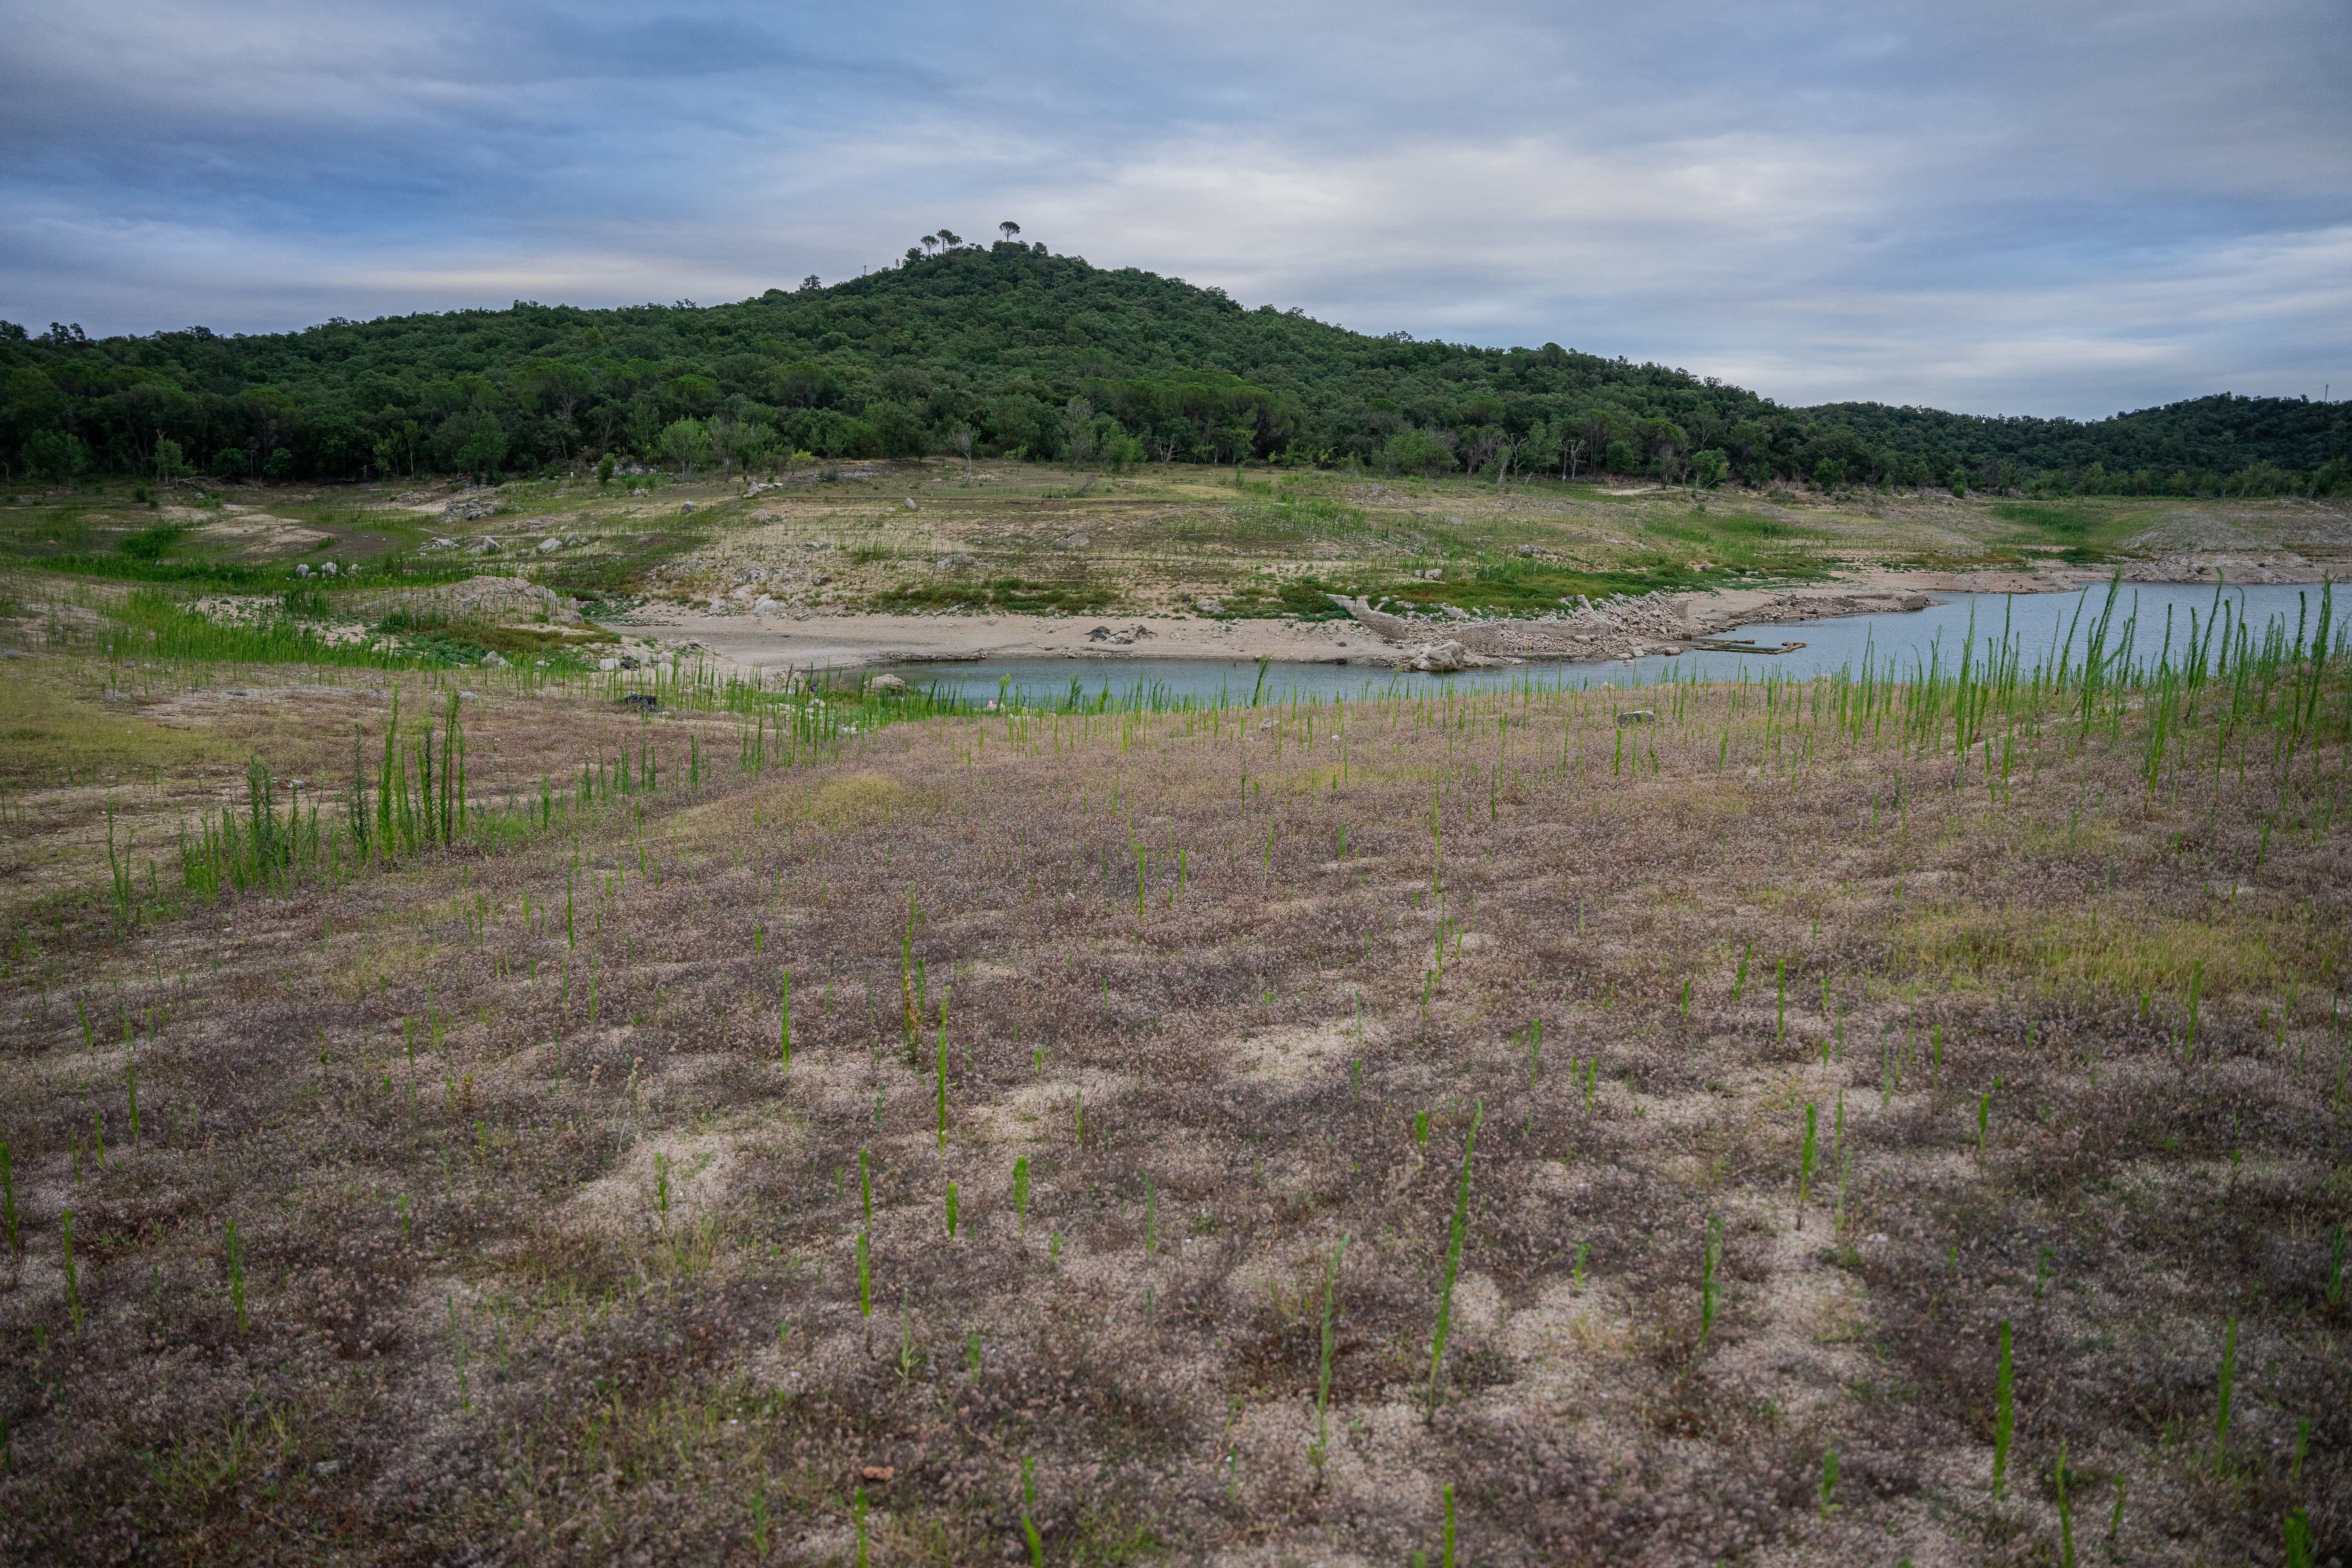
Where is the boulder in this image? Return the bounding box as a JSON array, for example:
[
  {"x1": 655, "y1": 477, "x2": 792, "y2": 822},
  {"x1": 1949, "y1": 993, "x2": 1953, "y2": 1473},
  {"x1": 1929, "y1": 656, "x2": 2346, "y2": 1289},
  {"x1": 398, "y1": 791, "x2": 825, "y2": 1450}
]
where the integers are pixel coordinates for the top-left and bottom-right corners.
[{"x1": 1394, "y1": 640, "x2": 1504, "y2": 673}]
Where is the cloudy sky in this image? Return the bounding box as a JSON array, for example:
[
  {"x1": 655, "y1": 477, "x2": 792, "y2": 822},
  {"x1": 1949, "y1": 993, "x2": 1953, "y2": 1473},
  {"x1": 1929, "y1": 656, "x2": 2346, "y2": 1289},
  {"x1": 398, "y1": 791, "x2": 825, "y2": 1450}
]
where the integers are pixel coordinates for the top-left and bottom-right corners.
[{"x1": 3, "y1": 0, "x2": 2346, "y2": 417}]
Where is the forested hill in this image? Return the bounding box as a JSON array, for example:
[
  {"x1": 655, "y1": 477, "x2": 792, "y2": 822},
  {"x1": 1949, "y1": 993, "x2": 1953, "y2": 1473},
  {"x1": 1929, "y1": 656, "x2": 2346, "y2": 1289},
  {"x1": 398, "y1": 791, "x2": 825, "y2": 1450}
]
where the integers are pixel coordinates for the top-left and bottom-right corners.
[{"x1": 5, "y1": 239, "x2": 2346, "y2": 497}]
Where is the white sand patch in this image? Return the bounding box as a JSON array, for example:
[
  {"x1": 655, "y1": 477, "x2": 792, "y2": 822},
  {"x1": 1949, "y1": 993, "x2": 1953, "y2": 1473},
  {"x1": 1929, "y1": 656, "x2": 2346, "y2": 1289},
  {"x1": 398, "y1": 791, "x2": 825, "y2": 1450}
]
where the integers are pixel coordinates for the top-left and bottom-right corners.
[
  {"x1": 1223, "y1": 1016, "x2": 1380, "y2": 1087},
  {"x1": 196, "y1": 515, "x2": 331, "y2": 550}
]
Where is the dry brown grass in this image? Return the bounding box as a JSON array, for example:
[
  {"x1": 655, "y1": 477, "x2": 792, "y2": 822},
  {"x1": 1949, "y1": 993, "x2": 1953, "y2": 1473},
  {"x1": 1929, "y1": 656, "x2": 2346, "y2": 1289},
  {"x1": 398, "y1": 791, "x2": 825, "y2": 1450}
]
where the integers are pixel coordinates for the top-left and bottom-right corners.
[{"x1": 0, "y1": 652, "x2": 2345, "y2": 1567}]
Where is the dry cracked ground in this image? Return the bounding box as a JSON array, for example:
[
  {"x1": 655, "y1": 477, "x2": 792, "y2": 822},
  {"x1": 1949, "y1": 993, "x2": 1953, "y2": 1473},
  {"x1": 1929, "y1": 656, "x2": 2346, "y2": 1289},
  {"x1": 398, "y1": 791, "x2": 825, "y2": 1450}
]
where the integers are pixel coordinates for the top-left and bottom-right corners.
[{"x1": 0, "y1": 661, "x2": 2346, "y2": 1567}]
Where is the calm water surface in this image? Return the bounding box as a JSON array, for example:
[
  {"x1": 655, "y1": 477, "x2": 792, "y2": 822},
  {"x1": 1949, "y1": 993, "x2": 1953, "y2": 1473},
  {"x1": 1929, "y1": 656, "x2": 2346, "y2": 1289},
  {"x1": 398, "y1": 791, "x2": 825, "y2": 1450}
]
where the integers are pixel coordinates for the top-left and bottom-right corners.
[{"x1": 870, "y1": 582, "x2": 2336, "y2": 707}]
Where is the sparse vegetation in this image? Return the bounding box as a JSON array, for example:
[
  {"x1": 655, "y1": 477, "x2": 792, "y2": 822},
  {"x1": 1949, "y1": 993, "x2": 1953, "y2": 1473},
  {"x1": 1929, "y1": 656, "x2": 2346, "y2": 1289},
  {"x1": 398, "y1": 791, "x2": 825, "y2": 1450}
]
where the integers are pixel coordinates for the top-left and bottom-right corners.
[{"x1": 0, "y1": 568, "x2": 2344, "y2": 1568}]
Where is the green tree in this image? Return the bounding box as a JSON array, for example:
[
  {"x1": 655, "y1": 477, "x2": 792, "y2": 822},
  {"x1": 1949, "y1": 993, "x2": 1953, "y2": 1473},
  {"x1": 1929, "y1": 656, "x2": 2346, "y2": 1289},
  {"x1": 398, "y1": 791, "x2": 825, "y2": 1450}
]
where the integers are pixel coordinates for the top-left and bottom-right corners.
[
  {"x1": 1813, "y1": 457, "x2": 1847, "y2": 491},
  {"x1": 716, "y1": 419, "x2": 775, "y2": 477},
  {"x1": 657, "y1": 418, "x2": 712, "y2": 477},
  {"x1": 155, "y1": 436, "x2": 184, "y2": 486},
  {"x1": 1642, "y1": 418, "x2": 1688, "y2": 483},
  {"x1": 23, "y1": 430, "x2": 87, "y2": 487},
  {"x1": 866, "y1": 401, "x2": 928, "y2": 459},
  {"x1": 1461, "y1": 424, "x2": 1502, "y2": 481},
  {"x1": 1580, "y1": 409, "x2": 1621, "y2": 471},
  {"x1": 1383, "y1": 427, "x2": 1456, "y2": 477},
  {"x1": 1519, "y1": 421, "x2": 1561, "y2": 481},
  {"x1": 1061, "y1": 397, "x2": 1096, "y2": 470},
  {"x1": 1691, "y1": 448, "x2": 1729, "y2": 490},
  {"x1": 1100, "y1": 422, "x2": 1144, "y2": 474},
  {"x1": 453, "y1": 415, "x2": 509, "y2": 482},
  {"x1": 263, "y1": 447, "x2": 296, "y2": 480}
]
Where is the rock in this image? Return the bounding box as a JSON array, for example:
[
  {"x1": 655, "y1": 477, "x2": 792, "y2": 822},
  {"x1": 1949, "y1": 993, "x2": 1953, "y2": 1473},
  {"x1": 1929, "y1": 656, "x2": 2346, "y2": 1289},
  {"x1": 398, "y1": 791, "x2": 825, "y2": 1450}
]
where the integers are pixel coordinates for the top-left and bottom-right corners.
[
  {"x1": 904, "y1": 498, "x2": 919, "y2": 510},
  {"x1": 1615, "y1": 709, "x2": 1658, "y2": 726},
  {"x1": 539, "y1": 536, "x2": 563, "y2": 552},
  {"x1": 598, "y1": 657, "x2": 619, "y2": 671},
  {"x1": 1196, "y1": 596, "x2": 1224, "y2": 614},
  {"x1": 294, "y1": 563, "x2": 312, "y2": 577},
  {"x1": 869, "y1": 674, "x2": 908, "y2": 692},
  {"x1": 319, "y1": 561, "x2": 337, "y2": 575},
  {"x1": 753, "y1": 596, "x2": 781, "y2": 614},
  {"x1": 482, "y1": 652, "x2": 509, "y2": 668},
  {"x1": 679, "y1": 501, "x2": 695, "y2": 514},
  {"x1": 1394, "y1": 639, "x2": 1504, "y2": 673}
]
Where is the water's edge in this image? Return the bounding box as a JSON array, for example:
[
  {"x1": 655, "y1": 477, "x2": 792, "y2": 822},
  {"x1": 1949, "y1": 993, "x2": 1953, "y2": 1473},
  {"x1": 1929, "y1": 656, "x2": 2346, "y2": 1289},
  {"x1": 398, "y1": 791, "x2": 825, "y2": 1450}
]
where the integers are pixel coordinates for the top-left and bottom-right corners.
[{"x1": 870, "y1": 583, "x2": 2333, "y2": 705}]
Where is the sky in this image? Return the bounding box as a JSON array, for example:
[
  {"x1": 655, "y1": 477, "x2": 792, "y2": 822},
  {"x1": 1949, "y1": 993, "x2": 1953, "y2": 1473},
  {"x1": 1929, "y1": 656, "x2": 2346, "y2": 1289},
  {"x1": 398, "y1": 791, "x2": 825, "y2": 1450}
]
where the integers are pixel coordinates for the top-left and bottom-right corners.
[{"x1": 2, "y1": 0, "x2": 2347, "y2": 419}]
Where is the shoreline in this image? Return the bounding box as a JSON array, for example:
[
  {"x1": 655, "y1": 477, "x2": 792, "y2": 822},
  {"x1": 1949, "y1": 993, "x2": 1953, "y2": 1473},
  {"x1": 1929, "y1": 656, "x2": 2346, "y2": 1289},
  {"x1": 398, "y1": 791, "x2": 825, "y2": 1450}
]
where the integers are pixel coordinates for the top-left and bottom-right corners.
[{"x1": 623, "y1": 556, "x2": 2332, "y2": 675}]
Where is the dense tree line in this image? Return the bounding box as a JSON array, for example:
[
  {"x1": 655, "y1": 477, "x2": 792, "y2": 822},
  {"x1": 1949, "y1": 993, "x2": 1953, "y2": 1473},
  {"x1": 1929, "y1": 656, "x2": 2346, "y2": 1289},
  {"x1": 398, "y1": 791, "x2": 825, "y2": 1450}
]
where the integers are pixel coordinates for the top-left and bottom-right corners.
[{"x1": 4, "y1": 242, "x2": 2346, "y2": 497}]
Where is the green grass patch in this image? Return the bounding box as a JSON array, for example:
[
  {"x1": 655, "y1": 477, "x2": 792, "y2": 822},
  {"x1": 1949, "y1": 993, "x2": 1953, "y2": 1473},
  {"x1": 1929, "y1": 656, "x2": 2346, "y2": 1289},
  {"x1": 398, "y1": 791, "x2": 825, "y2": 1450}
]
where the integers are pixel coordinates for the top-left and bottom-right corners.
[
  {"x1": 535, "y1": 530, "x2": 705, "y2": 597},
  {"x1": 1895, "y1": 904, "x2": 2294, "y2": 1000},
  {"x1": 1165, "y1": 493, "x2": 1397, "y2": 553},
  {"x1": 1986, "y1": 502, "x2": 2144, "y2": 564},
  {"x1": 469, "y1": 623, "x2": 618, "y2": 660},
  {"x1": 1375, "y1": 546, "x2": 1825, "y2": 615},
  {"x1": 102, "y1": 589, "x2": 482, "y2": 670},
  {"x1": 119, "y1": 522, "x2": 191, "y2": 560},
  {"x1": 873, "y1": 576, "x2": 1118, "y2": 615},
  {"x1": 1205, "y1": 573, "x2": 1360, "y2": 621},
  {"x1": 0, "y1": 672, "x2": 230, "y2": 781}
]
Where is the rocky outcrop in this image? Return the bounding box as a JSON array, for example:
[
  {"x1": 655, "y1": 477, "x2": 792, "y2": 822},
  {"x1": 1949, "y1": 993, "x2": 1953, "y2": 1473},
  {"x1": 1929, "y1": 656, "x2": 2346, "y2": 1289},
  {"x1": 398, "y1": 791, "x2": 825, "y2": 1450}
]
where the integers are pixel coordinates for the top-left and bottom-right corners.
[
  {"x1": 1394, "y1": 640, "x2": 1507, "y2": 672},
  {"x1": 1330, "y1": 587, "x2": 1937, "y2": 665}
]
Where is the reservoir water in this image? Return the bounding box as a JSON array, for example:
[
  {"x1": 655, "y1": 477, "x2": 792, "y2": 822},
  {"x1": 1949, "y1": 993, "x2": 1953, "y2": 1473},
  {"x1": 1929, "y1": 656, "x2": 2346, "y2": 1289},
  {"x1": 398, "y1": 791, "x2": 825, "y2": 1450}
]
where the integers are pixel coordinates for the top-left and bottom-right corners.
[{"x1": 870, "y1": 581, "x2": 2337, "y2": 708}]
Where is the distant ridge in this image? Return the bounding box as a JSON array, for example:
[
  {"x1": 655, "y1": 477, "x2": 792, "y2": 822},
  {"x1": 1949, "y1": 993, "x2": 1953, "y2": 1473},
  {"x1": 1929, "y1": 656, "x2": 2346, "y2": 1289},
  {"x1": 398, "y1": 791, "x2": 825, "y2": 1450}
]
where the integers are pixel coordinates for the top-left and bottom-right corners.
[{"x1": 4, "y1": 245, "x2": 2344, "y2": 494}]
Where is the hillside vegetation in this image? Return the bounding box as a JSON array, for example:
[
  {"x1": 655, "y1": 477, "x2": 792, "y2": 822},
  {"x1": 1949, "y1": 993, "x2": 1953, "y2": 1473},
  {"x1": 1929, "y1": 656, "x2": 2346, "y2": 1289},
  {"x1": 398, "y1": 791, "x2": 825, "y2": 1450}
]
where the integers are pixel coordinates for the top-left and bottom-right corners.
[{"x1": 7, "y1": 242, "x2": 2348, "y2": 500}]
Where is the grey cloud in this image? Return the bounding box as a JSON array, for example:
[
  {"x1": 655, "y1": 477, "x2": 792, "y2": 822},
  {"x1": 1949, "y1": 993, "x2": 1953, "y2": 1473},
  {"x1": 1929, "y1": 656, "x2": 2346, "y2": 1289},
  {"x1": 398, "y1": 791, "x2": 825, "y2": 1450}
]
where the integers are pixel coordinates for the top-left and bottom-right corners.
[{"x1": 1, "y1": 0, "x2": 2343, "y2": 415}]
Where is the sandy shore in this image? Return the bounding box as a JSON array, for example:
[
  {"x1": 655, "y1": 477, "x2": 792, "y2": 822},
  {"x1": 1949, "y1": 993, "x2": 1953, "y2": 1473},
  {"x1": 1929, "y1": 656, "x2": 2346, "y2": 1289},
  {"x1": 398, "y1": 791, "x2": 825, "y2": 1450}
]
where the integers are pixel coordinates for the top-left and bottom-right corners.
[{"x1": 621, "y1": 555, "x2": 2328, "y2": 675}]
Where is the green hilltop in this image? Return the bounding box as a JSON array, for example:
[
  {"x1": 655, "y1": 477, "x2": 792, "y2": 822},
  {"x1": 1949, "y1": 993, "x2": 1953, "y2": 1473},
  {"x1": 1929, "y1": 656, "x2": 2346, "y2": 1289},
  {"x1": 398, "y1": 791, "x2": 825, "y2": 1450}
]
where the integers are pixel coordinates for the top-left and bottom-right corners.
[{"x1": 5, "y1": 240, "x2": 2346, "y2": 496}]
